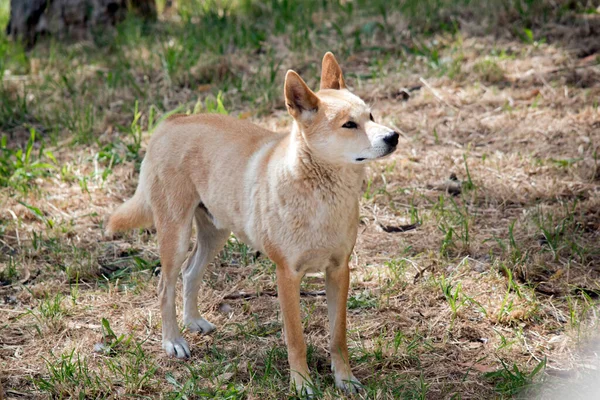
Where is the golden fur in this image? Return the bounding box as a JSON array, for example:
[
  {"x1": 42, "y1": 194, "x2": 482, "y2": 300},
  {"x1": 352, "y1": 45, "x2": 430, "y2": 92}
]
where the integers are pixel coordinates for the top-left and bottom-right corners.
[{"x1": 106, "y1": 52, "x2": 399, "y2": 395}]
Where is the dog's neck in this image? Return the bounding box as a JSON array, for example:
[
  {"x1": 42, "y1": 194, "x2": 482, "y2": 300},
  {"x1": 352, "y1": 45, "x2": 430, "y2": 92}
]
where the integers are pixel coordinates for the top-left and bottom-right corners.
[{"x1": 285, "y1": 123, "x2": 364, "y2": 196}]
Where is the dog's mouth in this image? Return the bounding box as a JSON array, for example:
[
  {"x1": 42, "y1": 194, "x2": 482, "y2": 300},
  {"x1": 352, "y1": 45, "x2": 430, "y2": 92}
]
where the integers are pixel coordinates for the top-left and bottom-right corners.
[
  {"x1": 355, "y1": 146, "x2": 397, "y2": 162},
  {"x1": 354, "y1": 146, "x2": 398, "y2": 163},
  {"x1": 382, "y1": 145, "x2": 397, "y2": 157}
]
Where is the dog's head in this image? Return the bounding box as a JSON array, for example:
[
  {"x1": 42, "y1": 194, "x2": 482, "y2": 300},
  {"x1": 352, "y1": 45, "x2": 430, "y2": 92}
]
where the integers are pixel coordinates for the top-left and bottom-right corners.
[{"x1": 285, "y1": 52, "x2": 399, "y2": 164}]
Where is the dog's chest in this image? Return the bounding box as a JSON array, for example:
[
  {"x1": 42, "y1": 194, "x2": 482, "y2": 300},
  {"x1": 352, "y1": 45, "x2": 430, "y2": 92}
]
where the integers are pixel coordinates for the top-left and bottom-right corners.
[
  {"x1": 272, "y1": 189, "x2": 359, "y2": 264},
  {"x1": 239, "y1": 158, "x2": 364, "y2": 269}
]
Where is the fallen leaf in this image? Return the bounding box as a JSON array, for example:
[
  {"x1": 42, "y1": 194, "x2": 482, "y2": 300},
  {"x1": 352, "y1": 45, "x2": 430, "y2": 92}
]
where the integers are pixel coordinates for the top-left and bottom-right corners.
[
  {"x1": 216, "y1": 372, "x2": 234, "y2": 383},
  {"x1": 458, "y1": 362, "x2": 496, "y2": 373},
  {"x1": 197, "y1": 84, "x2": 213, "y2": 92}
]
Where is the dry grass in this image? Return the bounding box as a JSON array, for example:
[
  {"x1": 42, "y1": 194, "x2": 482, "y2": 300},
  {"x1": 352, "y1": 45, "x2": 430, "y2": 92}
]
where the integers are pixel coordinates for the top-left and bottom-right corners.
[{"x1": 1, "y1": 1, "x2": 600, "y2": 399}]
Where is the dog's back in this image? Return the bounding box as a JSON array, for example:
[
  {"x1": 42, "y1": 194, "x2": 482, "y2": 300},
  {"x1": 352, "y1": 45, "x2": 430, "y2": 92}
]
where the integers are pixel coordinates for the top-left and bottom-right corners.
[{"x1": 106, "y1": 114, "x2": 285, "y2": 237}]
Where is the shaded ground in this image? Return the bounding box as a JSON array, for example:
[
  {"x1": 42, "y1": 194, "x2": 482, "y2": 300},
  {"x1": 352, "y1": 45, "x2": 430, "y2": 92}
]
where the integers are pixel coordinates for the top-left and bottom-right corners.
[{"x1": 1, "y1": 1, "x2": 600, "y2": 399}]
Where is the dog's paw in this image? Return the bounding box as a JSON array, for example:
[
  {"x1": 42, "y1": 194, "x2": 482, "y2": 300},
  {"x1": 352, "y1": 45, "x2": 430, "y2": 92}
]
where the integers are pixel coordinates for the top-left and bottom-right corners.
[
  {"x1": 184, "y1": 317, "x2": 216, "y2": 334},
  {"x1": 162, "y1": 336, "x2": 191, "y2": 359},
  {"x1": 290, "y1": 371, "x2": 315, "y2": 398},
  {"x1": 335, "y1": 374, "x2": 362, "y2": 394},
  {"x1": 292, "y1": 382, "x2": 315, "y2": 399}
]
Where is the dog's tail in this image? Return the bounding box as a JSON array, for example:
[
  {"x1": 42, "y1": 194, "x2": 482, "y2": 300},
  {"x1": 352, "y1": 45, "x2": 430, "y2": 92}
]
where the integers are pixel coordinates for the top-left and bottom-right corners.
[{"x1": 105, "y1": 169, "x2": 153, "y2": 235}]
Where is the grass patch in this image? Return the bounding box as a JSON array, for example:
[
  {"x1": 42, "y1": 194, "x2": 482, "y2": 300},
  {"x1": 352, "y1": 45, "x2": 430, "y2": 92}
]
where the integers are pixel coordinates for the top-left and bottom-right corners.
[
  {"x1": 472, "y1": 58, "x2": 506, "y2": 85},
  {"x1": 0, "y1": 128, "x2": 56, "y2": 193},
  {"x1": 486, "y1": 358, "x2": 546, "y2": 397}
]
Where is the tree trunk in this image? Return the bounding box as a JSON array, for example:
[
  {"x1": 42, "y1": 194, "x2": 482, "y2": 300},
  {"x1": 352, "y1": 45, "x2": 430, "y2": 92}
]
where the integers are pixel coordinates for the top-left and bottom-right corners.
[{"x1": 6, "y1": 0, "x2": 157, "y2": 47}]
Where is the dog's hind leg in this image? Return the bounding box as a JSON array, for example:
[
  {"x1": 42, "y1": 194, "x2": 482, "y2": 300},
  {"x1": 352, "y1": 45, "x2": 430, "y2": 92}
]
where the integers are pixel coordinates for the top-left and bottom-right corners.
[
  {"x1": 154, "y1": 189, "x2": 196, "y2": 359},
  {"x1": 182, "y1": 206, "x2": 229, "y2": 333}
]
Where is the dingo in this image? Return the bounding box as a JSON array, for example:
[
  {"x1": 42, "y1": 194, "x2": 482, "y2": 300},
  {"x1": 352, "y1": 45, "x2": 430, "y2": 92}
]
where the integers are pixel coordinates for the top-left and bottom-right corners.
[{"x1": 106, "y1": 52, "x2": 398, "y2": 394}]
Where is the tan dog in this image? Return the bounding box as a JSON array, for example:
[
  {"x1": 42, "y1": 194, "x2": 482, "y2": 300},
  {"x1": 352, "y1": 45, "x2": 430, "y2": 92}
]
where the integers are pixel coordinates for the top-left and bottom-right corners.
[{"x1": 106, "y1": 52, "x2": 398, "y2": 394}]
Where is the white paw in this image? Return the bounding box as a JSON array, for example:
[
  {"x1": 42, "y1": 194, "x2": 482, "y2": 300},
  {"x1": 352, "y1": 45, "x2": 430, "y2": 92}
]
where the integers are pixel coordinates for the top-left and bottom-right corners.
[
  {"x1": 335, "y1": 373, "x2": 362, "y2": 394},
  {"x1": 291, "y1": 372, "x2": 315, "y2": 398},
  {"x1": 162, "y1": 336, "x2": 191, "y2": 359},
  {"x1": 184, "y1": 317, "x2": 216, "y2": 334},
  {"x1": 292, "y1": 381, "x2": 315, "y2": 398}
]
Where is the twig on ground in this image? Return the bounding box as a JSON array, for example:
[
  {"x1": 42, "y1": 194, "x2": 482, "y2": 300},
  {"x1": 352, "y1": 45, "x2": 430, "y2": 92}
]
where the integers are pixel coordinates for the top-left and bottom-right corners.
[
  {"x1": 419, "y1": 77, "x2": 459, "y2": 111},
  {"x1": 223, "y1": 290, "x2": 326, "y2": 300},
  {"x1": 522, "y1": 333, "x2": 543, "y2": 363},
  {"x1": 378, "y1": 222, "x2": 420, "y2": 233},
  {"x1": 413, "y1": 264, "x2": 434, "y2": 284},
  {"x1": 6, "y1": 209, "x2": 20, "y2": 247}
]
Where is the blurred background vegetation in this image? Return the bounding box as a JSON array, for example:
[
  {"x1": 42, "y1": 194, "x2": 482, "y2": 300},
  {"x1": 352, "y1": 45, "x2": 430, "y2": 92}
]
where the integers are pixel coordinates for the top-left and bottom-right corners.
[{"x1": 1, "y1": 0, "x2": 597, "y2": 148}]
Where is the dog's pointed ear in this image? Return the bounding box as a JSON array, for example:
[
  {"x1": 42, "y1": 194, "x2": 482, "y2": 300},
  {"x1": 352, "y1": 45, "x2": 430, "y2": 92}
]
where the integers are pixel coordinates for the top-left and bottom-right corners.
[
  {"x1": 285, "y1": 70, "x2": 319, "y2": 120},
  {"x1": 320, "y1": 52, "x2": 346, "y2": 90}
]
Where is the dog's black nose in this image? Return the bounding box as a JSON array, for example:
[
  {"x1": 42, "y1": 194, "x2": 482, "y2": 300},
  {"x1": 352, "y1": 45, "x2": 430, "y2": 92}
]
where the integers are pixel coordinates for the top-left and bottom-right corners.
[{"x1": 383, "y1": 132, "x2": 399, "y2": 147}]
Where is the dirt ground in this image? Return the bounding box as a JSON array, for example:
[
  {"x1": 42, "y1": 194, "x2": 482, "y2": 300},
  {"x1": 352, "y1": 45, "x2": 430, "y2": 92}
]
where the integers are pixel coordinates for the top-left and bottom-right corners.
[{"x1": 1, "y1": 2, "x2": 600, "y2": 399}]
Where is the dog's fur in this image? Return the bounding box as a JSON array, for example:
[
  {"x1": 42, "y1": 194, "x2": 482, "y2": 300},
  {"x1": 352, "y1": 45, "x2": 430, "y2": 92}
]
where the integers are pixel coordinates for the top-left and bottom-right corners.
[{"x1": 106, "y1": 53, "x2": 398, "y2": 394}]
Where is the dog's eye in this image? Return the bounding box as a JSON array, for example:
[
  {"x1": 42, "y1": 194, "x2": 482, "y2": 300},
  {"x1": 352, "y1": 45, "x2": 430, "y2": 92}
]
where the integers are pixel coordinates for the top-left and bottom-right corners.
[
  {"x1": 342, "y1": 121, "x2": 358, "y2": 129},
  {"x1": 369, "y1": 113, "x2": 374, "y2": 122}
]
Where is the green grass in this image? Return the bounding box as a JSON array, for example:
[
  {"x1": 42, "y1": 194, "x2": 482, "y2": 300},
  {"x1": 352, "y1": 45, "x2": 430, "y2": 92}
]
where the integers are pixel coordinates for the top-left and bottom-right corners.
[
  {"x1": 0, "y1": 128, "x2": 56, "y2": 193},
  {"x1": 35, "y1": 349, "x2": 112, "y2": 398},
  {"x1": 433, "y1": 194, "x2": 472, "y2": 257},
  {"x1": 37, "y1": 293, "x2": 67, "y2": 321},
  {"x1": 473, "y1": 58, "x2": 506, "y2": 84},
  {"x1": 35, "y1": 332, "x2": 160, "y2": 398},
  {"x1": 0, "y1": 0, "x2": 577, "y2": 147},
  {"x1": 348, "y1": 289, "x2": 378, "y2": 309},
  {"x1": 533, "y1": 202, "x2": 587, "y2": 262},
  {"x1": 485, "y1": 358, "x2": 546, "y2": 397}
]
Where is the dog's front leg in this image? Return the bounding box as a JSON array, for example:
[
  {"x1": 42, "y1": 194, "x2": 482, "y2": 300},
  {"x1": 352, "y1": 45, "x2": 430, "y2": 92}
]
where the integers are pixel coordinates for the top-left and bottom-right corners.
[
  {"x1": 275, "y1": 264, "x2": 313, "y2": 396},
  {"x1": 326, "y1": 262, "x2": 361, "y2": 393}
]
